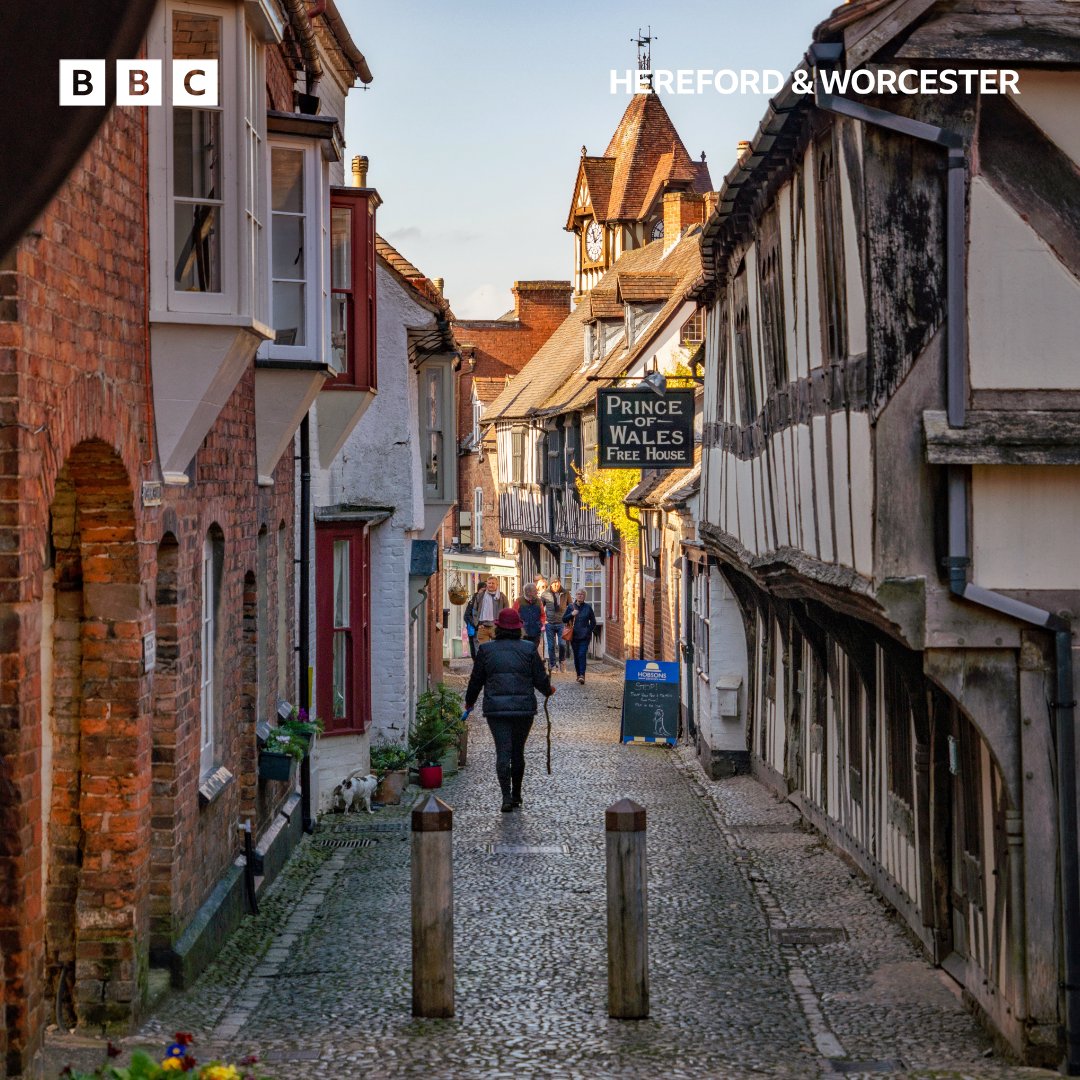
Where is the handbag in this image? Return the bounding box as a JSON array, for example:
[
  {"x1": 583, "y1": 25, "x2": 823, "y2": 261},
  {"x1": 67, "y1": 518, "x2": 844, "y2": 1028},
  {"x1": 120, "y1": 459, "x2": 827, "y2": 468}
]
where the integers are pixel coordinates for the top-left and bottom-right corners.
[{"x1": 561, "y1": 617, "x2": 574, "y2": 642}]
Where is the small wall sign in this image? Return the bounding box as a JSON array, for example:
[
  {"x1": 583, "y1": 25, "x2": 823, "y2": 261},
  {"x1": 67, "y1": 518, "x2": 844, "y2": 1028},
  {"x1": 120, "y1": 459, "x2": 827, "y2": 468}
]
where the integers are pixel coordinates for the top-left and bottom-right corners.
[{"x1": 142, "y1": 631, "x2": 156, "y2": 674}]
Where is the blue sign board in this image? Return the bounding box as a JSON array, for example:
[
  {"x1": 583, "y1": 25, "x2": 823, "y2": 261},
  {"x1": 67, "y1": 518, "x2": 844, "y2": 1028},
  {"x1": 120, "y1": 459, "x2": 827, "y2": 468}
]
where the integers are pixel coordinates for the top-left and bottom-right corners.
[{"x1": 621, "y1": 660, "x2": 680, "y2": 745}]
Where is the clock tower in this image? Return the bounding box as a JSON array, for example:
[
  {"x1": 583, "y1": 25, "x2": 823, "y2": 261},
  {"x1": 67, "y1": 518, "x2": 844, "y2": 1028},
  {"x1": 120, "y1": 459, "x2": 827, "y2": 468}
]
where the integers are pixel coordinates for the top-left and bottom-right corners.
[{"x1": 565, "y1": 89, "x2": 711, "y2": 300}]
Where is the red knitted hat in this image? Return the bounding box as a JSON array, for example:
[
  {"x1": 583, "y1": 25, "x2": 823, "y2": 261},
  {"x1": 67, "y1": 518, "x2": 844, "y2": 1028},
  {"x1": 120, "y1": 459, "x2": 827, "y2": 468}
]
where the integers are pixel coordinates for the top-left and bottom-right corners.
[{"x1": 496, "y1": 608, "x2": 523, "y2": 630}]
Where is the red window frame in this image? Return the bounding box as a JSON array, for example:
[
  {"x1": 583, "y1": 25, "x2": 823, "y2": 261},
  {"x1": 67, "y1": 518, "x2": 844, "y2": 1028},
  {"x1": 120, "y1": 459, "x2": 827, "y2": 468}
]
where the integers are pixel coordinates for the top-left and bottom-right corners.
[
  {"x1": 315, "y1": 522, "x2": 371, "y2": 735},
  {"x1": 328, "y1": 187, "x2": 377, "y2": 392}
]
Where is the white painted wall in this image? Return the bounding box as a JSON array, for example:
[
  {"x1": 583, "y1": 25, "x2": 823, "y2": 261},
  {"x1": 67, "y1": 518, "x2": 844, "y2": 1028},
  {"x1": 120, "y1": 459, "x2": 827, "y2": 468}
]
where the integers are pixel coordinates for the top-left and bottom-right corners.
[
  {"x1": 968, "y1": 178, "x2": 1080, "y2": 390},
  {"x1": 1012, "y1": 70, "x2": 1080, "y2": 166},
  {"x1": 972, "y1": 464, "x2": 1080, "y2": 590}
]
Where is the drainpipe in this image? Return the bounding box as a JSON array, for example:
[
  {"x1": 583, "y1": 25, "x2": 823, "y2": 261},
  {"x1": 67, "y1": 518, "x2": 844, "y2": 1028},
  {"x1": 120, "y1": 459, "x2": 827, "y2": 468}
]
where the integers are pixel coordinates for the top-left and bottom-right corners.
[
  {"x1": 626, "y1": 506, "x2": 646, "y2": 660},
  {"x1": 297, "y1": 415, "x2": 313, "y2": 833},
  {"x1": 810, "y1": 42, "x2": 1079, "y2": 1072}
]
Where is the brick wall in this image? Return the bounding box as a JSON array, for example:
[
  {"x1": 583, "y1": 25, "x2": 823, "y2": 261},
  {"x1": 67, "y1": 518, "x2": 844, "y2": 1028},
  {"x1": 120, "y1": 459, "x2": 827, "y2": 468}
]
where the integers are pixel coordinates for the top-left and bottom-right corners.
[
  {"x1": 0, "y1": 97, "x2": 296, "y2": 1071},
  {"x1": 453, "y1": 282, "x2": 570, "y2": 556}
]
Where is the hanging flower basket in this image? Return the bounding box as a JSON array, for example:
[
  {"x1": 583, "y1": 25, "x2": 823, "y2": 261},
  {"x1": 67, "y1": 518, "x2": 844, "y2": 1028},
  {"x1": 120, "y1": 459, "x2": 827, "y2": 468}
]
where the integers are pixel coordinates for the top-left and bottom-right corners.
[{"x1": 448, "y1": 584, "x2": 469, "y2": 605}]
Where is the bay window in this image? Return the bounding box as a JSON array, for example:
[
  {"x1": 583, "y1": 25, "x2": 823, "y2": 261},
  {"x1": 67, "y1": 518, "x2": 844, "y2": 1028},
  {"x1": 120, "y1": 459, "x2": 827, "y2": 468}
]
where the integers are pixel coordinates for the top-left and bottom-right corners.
[{"x1": 329, "y1": 187, "x2": 377, "y2": 389}]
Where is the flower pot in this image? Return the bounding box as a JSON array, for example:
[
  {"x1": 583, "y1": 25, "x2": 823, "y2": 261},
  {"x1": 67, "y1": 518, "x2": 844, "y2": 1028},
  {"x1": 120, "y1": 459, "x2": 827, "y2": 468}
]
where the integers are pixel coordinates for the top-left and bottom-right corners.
[
  {"x1": 373, "y1": 769, "x2": 408, "y2": 805},
  {"x1": 258, "y1": 750, "x2": 294, "y2": 782},
  {"x1": 418, "y1": 764, "x2": 442, "y2": 789},
  {"x1": 438, "y1": 746, "x2": 459, "y2": 776}
]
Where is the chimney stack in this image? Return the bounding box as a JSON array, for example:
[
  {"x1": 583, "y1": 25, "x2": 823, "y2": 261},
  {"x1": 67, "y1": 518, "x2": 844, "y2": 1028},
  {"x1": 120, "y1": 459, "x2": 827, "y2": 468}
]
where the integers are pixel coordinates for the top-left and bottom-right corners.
[
  {"x1": 351, "y1": 154, "x2": 369, "y2": 188},
  {"x1": 511, "y1": 280, "x2": 573, "y2": 329},
  {"x1": 662, "y1": 191, "x2": 705, "y2": 253}
]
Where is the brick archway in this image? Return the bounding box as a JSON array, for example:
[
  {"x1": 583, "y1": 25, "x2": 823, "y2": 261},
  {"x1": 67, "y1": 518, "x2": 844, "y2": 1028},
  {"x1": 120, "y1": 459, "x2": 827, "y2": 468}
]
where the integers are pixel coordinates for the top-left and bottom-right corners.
[{"x1": 41, "y1": 440, "x2": 149, "y2": 1033}]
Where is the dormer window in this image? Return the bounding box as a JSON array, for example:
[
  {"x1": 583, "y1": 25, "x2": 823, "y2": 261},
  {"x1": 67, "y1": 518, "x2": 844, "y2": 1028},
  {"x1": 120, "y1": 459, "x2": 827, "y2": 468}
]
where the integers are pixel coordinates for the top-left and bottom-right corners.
[
  {"x1": 625, "y1": 302, "x2": 662, "y2": 350},
  {"x1": 584, "y1": 322, "x2": 598, "y2": 367},
  {"x1": 681, "y1": 307, "x2": 705, "y2": 345}
]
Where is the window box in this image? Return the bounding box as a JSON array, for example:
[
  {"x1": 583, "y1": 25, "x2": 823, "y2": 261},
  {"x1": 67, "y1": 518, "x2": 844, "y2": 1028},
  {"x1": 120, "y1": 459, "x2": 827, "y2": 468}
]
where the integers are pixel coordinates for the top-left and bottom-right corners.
[{"x1": 258, "y1": 749, "x2": 295, "y2": 782}]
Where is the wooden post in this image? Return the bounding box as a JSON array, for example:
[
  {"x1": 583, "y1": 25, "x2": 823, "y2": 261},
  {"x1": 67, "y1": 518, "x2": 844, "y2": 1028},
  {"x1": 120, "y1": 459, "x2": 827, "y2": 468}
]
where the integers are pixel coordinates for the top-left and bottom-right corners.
[
  {"x1": 606, "y1": 798, "x2": 649, "y2": 1018},
  {"x1": 411, "y1": 793, "x2": 454, "y2": 1017}
]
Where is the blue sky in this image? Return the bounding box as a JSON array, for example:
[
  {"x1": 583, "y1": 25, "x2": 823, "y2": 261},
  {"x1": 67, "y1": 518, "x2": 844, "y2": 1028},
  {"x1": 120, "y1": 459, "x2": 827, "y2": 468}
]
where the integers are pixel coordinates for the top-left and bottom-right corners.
[{"x1": 338, "y1": 1, "x2": 825, "y2": 317}]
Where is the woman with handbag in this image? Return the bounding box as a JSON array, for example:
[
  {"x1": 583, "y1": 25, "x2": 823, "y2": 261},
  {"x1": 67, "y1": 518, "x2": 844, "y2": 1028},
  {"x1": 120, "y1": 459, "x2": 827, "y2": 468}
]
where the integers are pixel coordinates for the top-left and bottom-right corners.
[{"x1": 563, "y1": 589, "x2": 597, "y2": 684}]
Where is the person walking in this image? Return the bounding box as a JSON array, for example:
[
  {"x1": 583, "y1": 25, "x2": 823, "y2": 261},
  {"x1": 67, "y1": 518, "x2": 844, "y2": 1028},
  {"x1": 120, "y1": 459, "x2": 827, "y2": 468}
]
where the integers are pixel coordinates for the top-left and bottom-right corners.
[
  {"x1": 464, "y1": 608, "x2": 555, "y2": 812},
  {"x1": 515, "y1": 582, "x2": 545, "y2": 648},
  {"x1": 465, "y1": 575, "x2": 509, "y2": 647},
  {"x1": 563, "y1": 589, "x2": 597, "y2": 684},
  {"x1": 540, "y1": 576, "x2": 567, "y2": 674}
]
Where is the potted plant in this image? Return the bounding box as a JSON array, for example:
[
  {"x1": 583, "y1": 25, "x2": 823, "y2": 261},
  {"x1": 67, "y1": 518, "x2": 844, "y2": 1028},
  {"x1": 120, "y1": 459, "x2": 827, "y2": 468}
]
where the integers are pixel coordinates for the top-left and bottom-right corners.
[
  {"x1": 410, "y1": 683, "x2": 463, "y2": 788},
  {"x1": 279, "y1": 705, "x2": 323, "y2": 749},
  {"x1": 61, "y1": 1032, "x2": 271, "y2": 1078},
  {"x1": 370, "y1": 741, "x2": 411, "y2": 805},
  {"x1": 258, "y1": 726, "x2": 306, "y2": 781}
]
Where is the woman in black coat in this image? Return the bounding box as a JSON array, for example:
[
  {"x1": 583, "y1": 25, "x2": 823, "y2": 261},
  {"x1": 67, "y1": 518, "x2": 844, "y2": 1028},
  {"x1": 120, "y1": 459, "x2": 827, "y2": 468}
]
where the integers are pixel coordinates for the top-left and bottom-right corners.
[
  {"x1": 464, "y1": 607, "x2": 555, "y2": 811},
  {"x1": 563, "y1": 589, "x2": 598, "y2": 684}
]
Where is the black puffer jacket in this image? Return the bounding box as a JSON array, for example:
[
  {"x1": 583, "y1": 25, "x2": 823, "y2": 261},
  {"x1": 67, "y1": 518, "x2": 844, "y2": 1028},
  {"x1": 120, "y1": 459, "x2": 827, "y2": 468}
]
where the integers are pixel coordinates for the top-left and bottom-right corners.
[{"x1": 465, "y1": 634, "x2": 553, "y2": 718}]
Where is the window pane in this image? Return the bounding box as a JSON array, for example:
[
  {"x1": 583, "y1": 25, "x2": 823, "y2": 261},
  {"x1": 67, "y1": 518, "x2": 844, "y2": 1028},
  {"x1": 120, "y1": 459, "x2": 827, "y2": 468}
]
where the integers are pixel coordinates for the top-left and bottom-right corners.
[
  {"x1": 331, "y1": 208, "x2": 352, "y2": 288},
  {"x1": 272, "y1": 215, "x2": 305, "y2": 279},
  {"x1": 173, "y1": 12, "x2": 222, "y2": 68},
  {"x1": 173, "y1": 109, "x2": 221, "y2": 200},
  {"x1": 272, "y1": 281, "x2": 304, "y2": 345},
  {"x1": 330, "y1": 296, "x2": 348, "y2": 373},
  {"x1": 333, "y1": 540, "x2": 350, "y2": 628},
  {"x1": 332, "y1": 630, "x2": 347, "y2": 719},
  {"x1": 174, "y1": 204, "x2": 221, "y2": 292},
  {"x1": 271, "y1": 149, "x2": 304, "y2": 213}
]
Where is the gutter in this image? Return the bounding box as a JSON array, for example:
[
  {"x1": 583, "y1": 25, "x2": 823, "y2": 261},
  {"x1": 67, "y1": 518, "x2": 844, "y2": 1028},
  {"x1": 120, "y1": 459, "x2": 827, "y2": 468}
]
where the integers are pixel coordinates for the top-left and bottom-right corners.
[{"x1": 810, "y1": 41, "x2": 1080, "y2": 1073}]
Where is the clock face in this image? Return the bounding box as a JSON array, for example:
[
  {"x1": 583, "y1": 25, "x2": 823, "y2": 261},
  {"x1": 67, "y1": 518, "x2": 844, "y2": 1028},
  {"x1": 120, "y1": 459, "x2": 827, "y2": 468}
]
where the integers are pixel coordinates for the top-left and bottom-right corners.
[
  {"x1": 651, "y1": 219, "x2": 664, "y2": 241},
  {"x1": 585, "y1": 221, "x2": 604, "y2": 263}
]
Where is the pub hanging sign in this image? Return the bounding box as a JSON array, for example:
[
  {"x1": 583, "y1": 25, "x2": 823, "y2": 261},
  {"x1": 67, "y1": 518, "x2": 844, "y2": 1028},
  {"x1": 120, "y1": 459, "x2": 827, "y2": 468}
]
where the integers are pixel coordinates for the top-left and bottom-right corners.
[{"x1": 596, "y1": 387, "x2": 695, "y2": 469}]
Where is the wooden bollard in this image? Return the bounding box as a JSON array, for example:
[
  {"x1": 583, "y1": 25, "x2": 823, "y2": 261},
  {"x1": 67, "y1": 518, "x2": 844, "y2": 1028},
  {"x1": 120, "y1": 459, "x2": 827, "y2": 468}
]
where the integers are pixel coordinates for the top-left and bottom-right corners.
[
  {"x1": 411, "y1": 793, "x2": 454, "y2": 1017},
  {"x1": 606, "y1": 797, "x2": 649, "y2": 1018}
]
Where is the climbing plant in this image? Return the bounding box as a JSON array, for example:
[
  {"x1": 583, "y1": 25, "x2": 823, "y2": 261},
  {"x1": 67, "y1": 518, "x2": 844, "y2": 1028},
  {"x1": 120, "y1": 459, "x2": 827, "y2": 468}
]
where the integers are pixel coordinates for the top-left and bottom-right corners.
[{"x1": 574, "y1": 465, "x2": 641, "y2": 545}]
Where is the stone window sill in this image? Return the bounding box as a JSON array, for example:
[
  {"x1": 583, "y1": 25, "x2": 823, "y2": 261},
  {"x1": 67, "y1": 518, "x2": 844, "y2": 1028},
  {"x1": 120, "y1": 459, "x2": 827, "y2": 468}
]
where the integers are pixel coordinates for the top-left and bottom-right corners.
[{"x1": 198, "y1": 765, "x2": 235, "y2": 808}]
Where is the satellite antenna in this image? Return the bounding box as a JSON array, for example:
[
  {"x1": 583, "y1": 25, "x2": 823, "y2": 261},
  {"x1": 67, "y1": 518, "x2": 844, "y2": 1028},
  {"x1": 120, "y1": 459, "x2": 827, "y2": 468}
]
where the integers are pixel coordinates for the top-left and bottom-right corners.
[{"x1": 633, "y1": 26, "x2": 656, "y2": 91}]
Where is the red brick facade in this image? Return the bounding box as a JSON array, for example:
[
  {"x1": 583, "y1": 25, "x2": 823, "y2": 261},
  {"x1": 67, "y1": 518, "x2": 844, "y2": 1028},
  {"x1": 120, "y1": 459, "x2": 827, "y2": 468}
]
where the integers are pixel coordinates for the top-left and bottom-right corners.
[
  {"x1": 0, "y1": 104, "x2": 296, "y2": 1076},
  {"x1": 453, "y1": 282, "x2": 570, "y2": 554}
]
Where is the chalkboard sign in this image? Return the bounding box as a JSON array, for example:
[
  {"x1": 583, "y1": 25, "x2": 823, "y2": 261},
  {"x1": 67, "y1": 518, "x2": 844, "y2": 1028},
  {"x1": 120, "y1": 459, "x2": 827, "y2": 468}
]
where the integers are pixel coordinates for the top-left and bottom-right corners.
[{"x1": 621, "y1": 660, "x2": 680, "y2": 745}]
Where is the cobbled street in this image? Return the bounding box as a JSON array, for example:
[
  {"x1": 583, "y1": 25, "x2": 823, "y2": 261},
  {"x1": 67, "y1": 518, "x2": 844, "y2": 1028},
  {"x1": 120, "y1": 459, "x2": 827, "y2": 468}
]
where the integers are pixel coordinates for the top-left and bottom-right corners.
[{"x1": 91, "y1": 665, "x2": 1054, "y2": 1079}]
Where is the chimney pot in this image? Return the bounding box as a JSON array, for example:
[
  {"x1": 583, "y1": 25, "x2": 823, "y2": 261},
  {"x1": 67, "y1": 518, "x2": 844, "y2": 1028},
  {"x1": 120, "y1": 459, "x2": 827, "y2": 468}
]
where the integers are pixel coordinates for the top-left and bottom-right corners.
[
  {"x1": 736, "y1": 141, "x2": 752, "y2": 165},
  {"x1": 433, "y1": 277, "x2": 444, "y2": 295},
  {"x1": 351, "y1": 154, "x2": 369, "y2": 188}
]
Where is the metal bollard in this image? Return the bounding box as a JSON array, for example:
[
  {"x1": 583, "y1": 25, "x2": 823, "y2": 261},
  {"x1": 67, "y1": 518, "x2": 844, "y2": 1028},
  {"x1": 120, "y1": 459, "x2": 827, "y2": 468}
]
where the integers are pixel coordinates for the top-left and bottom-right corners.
[
  {"x1": 606, "y1": 798, "x2": 649, "y2": 1018},
  {"x1": 411, "y1": 793, "x2": 454, "y2": 1017}
]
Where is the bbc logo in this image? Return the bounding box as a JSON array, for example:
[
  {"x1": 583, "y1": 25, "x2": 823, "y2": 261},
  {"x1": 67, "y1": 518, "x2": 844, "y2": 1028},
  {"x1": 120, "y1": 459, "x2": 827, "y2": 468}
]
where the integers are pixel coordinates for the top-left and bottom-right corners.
[{"x1": 59, "y1": 60, "x2": 219, "y2": 107}]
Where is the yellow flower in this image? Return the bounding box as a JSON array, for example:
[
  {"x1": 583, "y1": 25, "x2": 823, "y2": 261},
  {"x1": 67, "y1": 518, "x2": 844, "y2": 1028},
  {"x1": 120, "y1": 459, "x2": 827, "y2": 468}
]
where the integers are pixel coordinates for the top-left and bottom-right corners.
[
  {"x1": 160, "y1": 1058, "x2": 183, "y2": 1071},
  {"x1": 201, "y1": 1066, "x2": 239, "y2": 1080}
]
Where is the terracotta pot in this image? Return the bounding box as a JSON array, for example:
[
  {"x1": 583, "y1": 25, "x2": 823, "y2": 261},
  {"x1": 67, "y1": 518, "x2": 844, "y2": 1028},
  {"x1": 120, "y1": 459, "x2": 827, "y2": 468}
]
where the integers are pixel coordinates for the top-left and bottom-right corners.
[
  {"x1": 373, "y1": 769, "x2": 408, "y2": 805},
  {"x1": 419, "y1": 764, "x2": 442, "y2": 789}
]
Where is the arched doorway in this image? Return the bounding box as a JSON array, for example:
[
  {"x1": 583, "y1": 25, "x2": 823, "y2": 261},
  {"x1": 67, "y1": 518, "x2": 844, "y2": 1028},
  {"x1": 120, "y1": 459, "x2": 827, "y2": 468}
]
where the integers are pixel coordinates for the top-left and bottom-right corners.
[{"x1": 42, "y1": 440, "x2": 148, "y2": 1031}]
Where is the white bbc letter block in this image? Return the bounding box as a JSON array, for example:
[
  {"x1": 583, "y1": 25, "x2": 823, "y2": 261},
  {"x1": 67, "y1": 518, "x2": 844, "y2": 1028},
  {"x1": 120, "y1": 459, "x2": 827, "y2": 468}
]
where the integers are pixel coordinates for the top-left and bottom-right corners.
[
  {"x1": 117, "y1": 59, "x2": 161, "y2": 106},
  {"x1": 59, "y1": 60, "x2": 105, "y2": 106},
  {"x1": 173, "y1": 60, "x2": 218, "y2": 107}
]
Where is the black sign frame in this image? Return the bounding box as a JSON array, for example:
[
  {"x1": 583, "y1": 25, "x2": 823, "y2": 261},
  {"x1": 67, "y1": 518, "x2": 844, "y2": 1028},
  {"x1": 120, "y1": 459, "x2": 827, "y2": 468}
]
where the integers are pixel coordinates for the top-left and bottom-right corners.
[{"x1": 596, "y1": 387, "x2": 695, "y2": 470}]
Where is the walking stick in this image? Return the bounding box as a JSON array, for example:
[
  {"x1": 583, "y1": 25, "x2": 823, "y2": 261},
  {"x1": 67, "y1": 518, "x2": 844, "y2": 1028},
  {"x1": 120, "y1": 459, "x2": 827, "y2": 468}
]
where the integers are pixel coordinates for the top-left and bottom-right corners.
[{"x1": 545, "y1": 695, "x2": 552, "y2": 775}]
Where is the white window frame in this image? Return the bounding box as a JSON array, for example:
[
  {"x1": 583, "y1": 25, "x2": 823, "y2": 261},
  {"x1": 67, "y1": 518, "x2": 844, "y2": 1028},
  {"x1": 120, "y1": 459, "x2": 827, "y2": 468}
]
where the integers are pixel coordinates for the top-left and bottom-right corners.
[
  {"x1": 471, "y1": 385, "x2": 483, "y2": 446},
  {"x1": 200, "y1": 535, "x2": 219, "y2": 776},
  {"x1": 148, "y1": 1, "x2": 257, "y2": 318},
  {"x1": 265, "y1": 137, "x2": 327, "y2": 359},
  {"x1": 473, "y1": 486, "x2": 484, "y2": 550}
]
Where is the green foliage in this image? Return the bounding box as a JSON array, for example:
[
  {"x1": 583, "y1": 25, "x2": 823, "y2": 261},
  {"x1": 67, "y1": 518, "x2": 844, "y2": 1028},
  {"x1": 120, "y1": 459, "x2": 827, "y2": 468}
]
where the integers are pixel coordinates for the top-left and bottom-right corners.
[
  {"x1": 369, "y1": 741, "x2": 411, "y2": 775},
  {"x1": 574, "y1": 465, "x2": 641, "y2": 545},
  {"x1": 280, "y1": 705, "x2": 323, "y2": 738},
  {"x1": 410, "y1": 683, "x2": 465, "y2": 766},
  {"x1": 263, "y1": 729, "x2": 306, "y2": 761}
]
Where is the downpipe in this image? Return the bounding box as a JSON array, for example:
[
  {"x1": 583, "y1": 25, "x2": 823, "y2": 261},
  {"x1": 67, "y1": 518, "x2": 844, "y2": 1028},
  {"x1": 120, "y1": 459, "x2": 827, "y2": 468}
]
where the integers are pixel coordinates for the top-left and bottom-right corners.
[
  {"x1": 298, "y1": 415, "x2": 314, "y2": 834},
  {"x1": 810, "y1": 43, "x2": 1080, "y2": 1071}
]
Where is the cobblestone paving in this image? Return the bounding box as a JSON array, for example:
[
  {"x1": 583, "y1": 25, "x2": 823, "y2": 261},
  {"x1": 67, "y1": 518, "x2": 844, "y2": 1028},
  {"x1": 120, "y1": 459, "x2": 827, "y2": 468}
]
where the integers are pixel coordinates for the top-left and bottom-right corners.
[{"x1": 103, "y1": 664, "x2": 1056, "y2": 1079}]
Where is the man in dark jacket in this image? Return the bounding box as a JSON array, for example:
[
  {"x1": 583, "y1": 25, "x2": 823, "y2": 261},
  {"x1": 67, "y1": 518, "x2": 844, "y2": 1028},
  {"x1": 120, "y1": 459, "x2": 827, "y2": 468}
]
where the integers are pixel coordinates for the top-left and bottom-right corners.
[{"x1": 465, "y1": 607, "x2": 555, "y2": 811}]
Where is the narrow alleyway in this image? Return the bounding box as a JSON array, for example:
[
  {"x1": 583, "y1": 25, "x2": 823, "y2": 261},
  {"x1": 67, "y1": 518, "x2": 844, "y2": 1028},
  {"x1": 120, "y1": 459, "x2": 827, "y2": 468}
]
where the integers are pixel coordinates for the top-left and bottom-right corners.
[{"x1": 105, "y1": 665, "x2": 1053, "y2": 1079}]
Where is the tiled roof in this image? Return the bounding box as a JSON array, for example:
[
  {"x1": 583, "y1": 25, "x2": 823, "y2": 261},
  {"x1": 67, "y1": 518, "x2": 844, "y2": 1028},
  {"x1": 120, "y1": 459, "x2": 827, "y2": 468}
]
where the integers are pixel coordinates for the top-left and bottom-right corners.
[
  {"x1": 473, "y1": 376, "x2": 508, "y2": 404},
  {"x1": 567, "y1": 93, "x2": 712, "y2": 229},
  {"x1": 376, "y1": 234, "x2": 454, "y2": 318},
  {"x1": 626, "y1": 452, "x2": 702, "y2": 509},
  {"x1": 602, "y1": 93, "x2": 712, "y2": 221},
  {"x1": 582, "y1": 289, "x2": 623, "y2": 321},
  {"x1": 484, "y1": 227, "x2": 703, "y2": 423},
  {"x1": 616, "y1": 273, "x2": 681, "y2": 303}
]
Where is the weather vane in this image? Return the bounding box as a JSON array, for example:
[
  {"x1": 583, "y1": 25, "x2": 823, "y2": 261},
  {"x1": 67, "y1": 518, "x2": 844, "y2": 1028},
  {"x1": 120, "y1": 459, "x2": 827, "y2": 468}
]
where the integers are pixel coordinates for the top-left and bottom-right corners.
[{"x1": 633, "y1": 26, "x2": 656, "y2": 90}]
